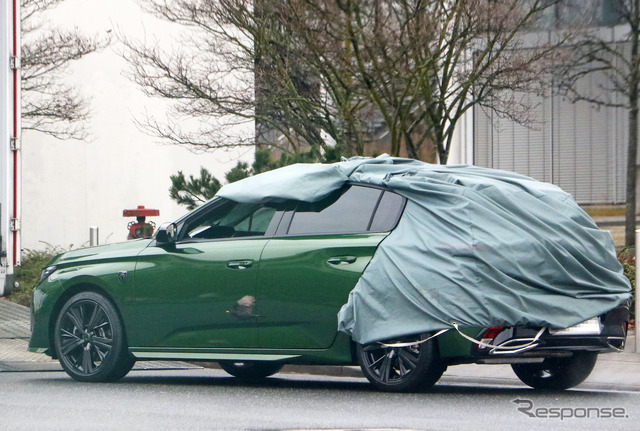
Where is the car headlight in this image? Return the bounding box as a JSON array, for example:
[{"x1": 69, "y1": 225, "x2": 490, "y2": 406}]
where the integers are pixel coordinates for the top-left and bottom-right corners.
[{"x1": 38, "y1": 265, "x2": 58, "y2": 284}]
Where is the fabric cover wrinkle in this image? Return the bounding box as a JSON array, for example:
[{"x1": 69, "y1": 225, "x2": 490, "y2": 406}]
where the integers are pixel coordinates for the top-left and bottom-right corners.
[{"x1": 217, "y1": 155, "x2": 631, "y2": 344}]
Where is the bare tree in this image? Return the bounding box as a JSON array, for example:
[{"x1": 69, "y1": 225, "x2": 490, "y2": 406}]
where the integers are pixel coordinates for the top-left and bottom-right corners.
[
  {"x1": 123, "y1": 0, "x2": 562, "y2": 162},
  {"x1": 21, "y1": 0, "x2": 107, "y2": 140},
  {"x1": 310, "y1": 0, "x2": 570, "y2": 163},
  {"x1": 120, "y1": 0, "x2": 361, "y2": 157},
  {"x1": 557, "y1": 0, "x2": 639, "y2": 247}
]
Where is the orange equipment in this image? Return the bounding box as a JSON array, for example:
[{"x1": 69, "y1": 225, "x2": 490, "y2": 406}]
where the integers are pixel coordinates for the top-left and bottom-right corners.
[{"x1": 123, "y1": 205, "x2": 159, "y2": 239}]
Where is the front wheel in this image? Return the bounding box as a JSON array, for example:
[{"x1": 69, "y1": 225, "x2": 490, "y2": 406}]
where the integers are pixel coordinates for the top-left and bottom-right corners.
[
  {"x1": 219, "y1": 361, "x2": 284, "y2": 379},
  {"x1": 357, "y1": 333, "x2": 446, "y2": 392},
  {"x1": 511, "y1": 352, "x2": 598, "y2": 390},
  {"x1": 54, "y1": 291, "x2": 135, "y2": 382}
]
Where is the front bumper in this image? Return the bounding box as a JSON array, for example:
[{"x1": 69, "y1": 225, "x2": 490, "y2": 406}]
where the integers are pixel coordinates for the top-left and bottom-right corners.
[{"x1": 28, "y1": 277, "x2": 65, "y2": 355}]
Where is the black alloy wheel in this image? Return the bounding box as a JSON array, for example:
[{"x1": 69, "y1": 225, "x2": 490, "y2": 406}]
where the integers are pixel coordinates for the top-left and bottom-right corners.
[
  {"x1": 54, "y1": 291, "x2": 135, "y2": 382},
  {"x1": 511, "y1": 352, "x2": 598, "y2": 390},
  {"x1": 357, "y1": 333, "x2": 446, "y2": 392},
  {"x1": 218, "y1": 361, "x2": 284, "y2": 379}
]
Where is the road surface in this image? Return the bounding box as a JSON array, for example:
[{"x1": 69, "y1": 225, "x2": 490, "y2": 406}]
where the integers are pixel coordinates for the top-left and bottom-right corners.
[{"x1": 0, "y1": 368, "x2": 637, "y2": 430}]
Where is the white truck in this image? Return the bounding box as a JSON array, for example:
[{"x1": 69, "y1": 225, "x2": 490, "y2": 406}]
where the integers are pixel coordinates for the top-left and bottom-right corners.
[{"x1": 1, "y1": 0, "x2": 21, "y2": 296}]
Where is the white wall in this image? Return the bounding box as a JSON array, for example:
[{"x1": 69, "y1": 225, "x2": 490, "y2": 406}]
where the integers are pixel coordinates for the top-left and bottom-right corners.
[
  {"x1": 21, "y1": 0, "x2": 253, "y2": 250},
  {"x1": 446, "y1": 108, "x2": 473, "y2": 166}
]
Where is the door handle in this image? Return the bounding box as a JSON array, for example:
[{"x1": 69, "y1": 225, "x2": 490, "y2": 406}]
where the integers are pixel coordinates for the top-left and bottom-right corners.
[
  {"x1": 327, "y1": 256, "x2": 357, "y2": 265},
  {"x1": 226, "y1": 260, "x2": 253, "y2": 270}
]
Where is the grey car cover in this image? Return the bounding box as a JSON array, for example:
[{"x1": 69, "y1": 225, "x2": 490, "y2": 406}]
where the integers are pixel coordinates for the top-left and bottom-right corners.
[{"x1": 217, "y1": 155, "x2": 631, "y2": 344}]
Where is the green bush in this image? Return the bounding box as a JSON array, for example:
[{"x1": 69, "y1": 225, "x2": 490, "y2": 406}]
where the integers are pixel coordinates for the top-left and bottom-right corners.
[{"x1": 9, "y1": 247, "x2": 64, "y2": 307}]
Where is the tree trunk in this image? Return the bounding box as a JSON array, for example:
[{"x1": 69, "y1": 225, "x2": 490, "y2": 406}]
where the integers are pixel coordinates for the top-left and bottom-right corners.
[
  {"x1": 626, "y1": 103, "x2": 638, "y2": 248},
  {"x1": 625, "y1": 0, "x2": 640, "y2": 248}
]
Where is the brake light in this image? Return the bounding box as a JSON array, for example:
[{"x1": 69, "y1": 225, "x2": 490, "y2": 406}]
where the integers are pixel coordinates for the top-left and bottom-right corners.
[{"x1": 482, "y1": 327, "x2": 504, "y2": 340}]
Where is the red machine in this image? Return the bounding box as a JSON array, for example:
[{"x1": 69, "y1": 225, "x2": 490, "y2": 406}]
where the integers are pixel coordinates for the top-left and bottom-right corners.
[{"x1": 123, "y1": 205, "x2": 160, "y2": 240}]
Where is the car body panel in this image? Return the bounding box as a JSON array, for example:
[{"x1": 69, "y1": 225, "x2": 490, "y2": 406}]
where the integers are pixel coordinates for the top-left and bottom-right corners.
[
  {"x1": 128, "y1": 331, "x2": 356, "y2": 364},
  {"x1": 256, "y1": 234, "x2": 387, "y2": 349},
  {"x1": 130, "y1": 239, "x2": 270, "y2": 349},
  {"x1": 29, "y1": 240, "x2": 152, "y2": 354}
]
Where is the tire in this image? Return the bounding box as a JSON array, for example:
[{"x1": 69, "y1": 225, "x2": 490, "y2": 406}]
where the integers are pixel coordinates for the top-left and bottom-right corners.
[
  {"x1": 357, "y1": 333, "x2": 447, "y2": 392},
  {"x1": 511, "y1": 352, "x2": 598, "y2": 390},
  {"x1": 219, "y1": 361, "x2": 284, "y2": 379},
  {"x1": 54, "y1": 291, "x2": 135, "y2": 382}
]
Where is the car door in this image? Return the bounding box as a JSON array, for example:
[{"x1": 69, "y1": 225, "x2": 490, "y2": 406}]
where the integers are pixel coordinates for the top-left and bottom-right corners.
[
  {"x1": 130, "y1": 198, "x2": 282, "y2": 349},
  {"x1": 255, "y1": 185, "x2": 405, "y2": 349}
]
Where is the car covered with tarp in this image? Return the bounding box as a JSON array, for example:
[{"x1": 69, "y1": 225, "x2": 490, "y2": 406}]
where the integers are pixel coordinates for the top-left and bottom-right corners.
[
  {"x1": 30, "y1": 155, "x2": 631, "y2": 392},
  {"x1": 219, "y1": 155, "x2": 630, "y2": 339}
]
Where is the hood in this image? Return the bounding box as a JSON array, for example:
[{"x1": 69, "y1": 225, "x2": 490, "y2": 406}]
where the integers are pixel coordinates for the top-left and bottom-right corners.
[{"x1": 47, "y1": 239, "x2": 154, "y2": 268}]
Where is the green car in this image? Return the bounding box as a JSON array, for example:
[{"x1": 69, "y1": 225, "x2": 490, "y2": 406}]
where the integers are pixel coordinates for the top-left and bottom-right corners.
[{"x1": 29, "y1": 181, "x2": 629, "y2": 392}]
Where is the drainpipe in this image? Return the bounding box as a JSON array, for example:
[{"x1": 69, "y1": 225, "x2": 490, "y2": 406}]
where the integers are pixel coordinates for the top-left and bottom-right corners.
[{"x1": 11, "y1": 0, "x2": 20, "y2": 267}]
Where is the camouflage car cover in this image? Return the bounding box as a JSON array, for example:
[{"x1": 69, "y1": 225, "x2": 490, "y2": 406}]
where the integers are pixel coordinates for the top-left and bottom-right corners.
[{"x1": 217, "y1": 155, "x2": 631, "y2": 344}]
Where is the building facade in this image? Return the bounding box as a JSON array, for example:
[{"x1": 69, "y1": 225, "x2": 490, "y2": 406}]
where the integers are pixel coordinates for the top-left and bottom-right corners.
[{"x1": 472, "y1": 1, "x2": 630, "y2": 205}]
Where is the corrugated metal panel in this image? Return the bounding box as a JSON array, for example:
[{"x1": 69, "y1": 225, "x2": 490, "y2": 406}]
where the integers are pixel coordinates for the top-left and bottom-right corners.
[
  {"x1": 616, "y1": 102, "x2": 627, "y2": 202},
  {"x1": 473, "y1": 91, "x2": 551, "y2": 183},
  {"x1": 473, "y1": 68, "x2": 627, "y2": 204},
  {"x1": 473, "y1": 105, "x2": 492, "y2": 167},
  {"x1": 552, "y1": 69, "x2": 617, "y2": 204},
  {"x1": 615, "y1": 41, "x2": 629, "y2": 204}
]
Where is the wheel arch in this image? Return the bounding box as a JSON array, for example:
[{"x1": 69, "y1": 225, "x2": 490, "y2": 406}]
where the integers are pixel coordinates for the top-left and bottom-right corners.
[
  {"x1": 350, "y1": 331, "x2": 446, "y2": 362},
  {"x1": 47, "y1": 282, "x2": 129, "y2": 359}
]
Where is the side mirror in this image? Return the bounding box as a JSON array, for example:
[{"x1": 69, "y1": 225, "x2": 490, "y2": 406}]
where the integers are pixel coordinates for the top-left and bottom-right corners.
[{"x1": 156, "y1": 222, "x2": 178, "y2": 246}]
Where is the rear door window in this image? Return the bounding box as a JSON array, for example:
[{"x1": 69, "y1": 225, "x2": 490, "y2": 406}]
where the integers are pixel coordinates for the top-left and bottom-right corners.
[
  {"x1": 287, "y1": 186, "x2": 382, "y2": 235},
  {"x1": 369, "y1": 191, "x2": 405, "y2": 232}
]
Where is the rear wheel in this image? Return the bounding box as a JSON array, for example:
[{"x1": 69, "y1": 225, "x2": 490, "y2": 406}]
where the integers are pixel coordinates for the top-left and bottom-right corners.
[
  {"x1": 511, "y1": 352, "x2": 598, "y2": 390},
  {"x1": 219, "y1": 361, "x2": 284, "y2": 379},
  {"x1": 357, "y1": 333, "x2": 446, "y2": 392},
  {"x1": 54, "y1": 291, "x2": 135, "y2": 382}
]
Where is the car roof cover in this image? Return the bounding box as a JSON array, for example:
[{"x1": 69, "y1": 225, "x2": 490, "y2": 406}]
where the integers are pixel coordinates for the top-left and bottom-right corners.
[{"x1": 217, "y1": 155, "x2": 631, "y2": 344}]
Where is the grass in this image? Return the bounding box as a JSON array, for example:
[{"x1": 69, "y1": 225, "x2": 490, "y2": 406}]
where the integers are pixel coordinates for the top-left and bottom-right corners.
[{"x1": 581, "y1": 205, "x2": 626, "y2": 218}]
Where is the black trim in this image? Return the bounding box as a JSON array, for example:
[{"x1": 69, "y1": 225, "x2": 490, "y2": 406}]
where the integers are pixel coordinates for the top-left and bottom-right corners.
[
  {"x1": 276, "y1": 211, "x2": 294, "y2": 237},
  {"x1": 366, "y1": 191, "x2": 385, "y2": 232},
  {"x1": 264, "y1": 211, "x2": 285, "y2": 237}
]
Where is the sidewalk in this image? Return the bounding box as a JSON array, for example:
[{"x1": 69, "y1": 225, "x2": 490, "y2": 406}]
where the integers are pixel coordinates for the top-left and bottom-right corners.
[
  {"x1": 0, "y1": 299, "x2": 60, "y2": 371},
  {"x1": 2, "y1": 298, "x2": 638, "y2": 390},
  {"x1": 0, "y1": 298, "x2": 198, "y2": 372}
]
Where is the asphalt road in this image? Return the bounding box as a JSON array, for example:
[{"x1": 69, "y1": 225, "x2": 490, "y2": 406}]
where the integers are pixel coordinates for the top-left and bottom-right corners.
[{"x1": 0, "y1": 368, "x2": 638, "y2": 431}]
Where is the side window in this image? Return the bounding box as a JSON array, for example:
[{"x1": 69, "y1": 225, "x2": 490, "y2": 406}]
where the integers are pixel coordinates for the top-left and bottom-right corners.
[
  {"x1": 287, "y1": 186, "x2": 382, "y2": 235},
  {"x1": 181, "y1": 199, "x2": 278, "y2": 240},
  {"x1": 369, "y1": 191, "x2": 405, "y2": 232}
]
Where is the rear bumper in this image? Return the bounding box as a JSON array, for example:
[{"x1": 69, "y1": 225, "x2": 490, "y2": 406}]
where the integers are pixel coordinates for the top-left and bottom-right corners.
[{"x1": 462, "y1": 304, "x2": 629, "y2": 364}]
